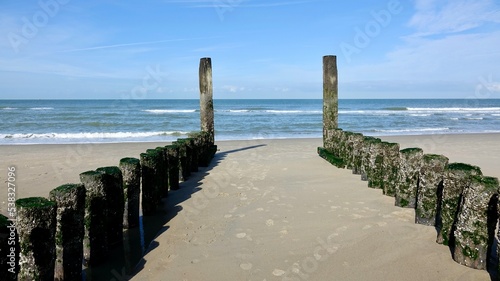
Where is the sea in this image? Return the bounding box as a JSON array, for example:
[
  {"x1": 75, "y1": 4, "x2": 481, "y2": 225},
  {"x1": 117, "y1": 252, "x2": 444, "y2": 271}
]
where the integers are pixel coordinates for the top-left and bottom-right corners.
[{"x1": 1, "y1": 99, "x2": 500, "y2": 145}]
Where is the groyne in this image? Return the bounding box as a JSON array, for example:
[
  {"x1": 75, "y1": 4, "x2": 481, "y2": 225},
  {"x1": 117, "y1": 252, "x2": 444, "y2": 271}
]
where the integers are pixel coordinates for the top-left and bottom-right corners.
[
  {"x1": 319, "y1": 55, "x2": 500, "y2": 276},
  {"x1": 1, "y1": 58, "x2": 217, "y2": 280}
]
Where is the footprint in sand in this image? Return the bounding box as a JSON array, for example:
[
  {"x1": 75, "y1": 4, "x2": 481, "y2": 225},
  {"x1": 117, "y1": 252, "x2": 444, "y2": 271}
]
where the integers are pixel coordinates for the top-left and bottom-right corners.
[
  {"x1": 236, "y1": 233, "x2": 247, "y2": 239},
  {"x1": 362, "y1": 224, "x2": 372, "y2": 230},
  {"x1": 256, "y1": 208, "x2": 265, "y2": 212},
  {"x1": 266, "y1": 219, "x2": 274, "y2": 226},
  {"x1": 240, "y1": 263, "x2": 253, "y2": 270},
  {"x1": 376, "y1": 222, "x2": 387, "y2": 227},
  {"x1": 272, "y1": 269, "x2": 286, "y2": 276},
  {"x1": 224, "y1": 214, "x2": 233, "y2": 218}
]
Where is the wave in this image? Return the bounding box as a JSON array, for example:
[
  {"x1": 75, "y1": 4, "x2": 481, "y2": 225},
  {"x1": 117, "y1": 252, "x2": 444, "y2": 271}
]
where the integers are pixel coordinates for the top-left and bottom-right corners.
[
  {"x1": 407, "y1": 107, "x2": 500, "y2": 112},
  {"x1": 221, "y1": 109, "x2": 322, "y2": 114},
  {"x1": 375, "y1": 127, "x2": 450, "y2": 133},
  {"x1": 1, "y1": 131, "x2": 189, "y2": 139},
  {"x1": 410, "y1": 114, "x2": 431, "y2": 117},
  {"x1": 30, "y1": 107, "x2": 54, "y2": 110},
  {"x1": 143, "y1": 109, "x2": 196, "y2": 114},
  {"x1": 382, "y1": 107, "x2": 408, "y2": 111},
  {"x1": 1, "y1": 107, "x2": 17, "y2": 110}
]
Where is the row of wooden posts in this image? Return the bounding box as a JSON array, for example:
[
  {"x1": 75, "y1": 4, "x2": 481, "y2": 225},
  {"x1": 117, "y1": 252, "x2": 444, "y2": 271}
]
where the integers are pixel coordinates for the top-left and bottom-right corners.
[
  {"x1": 0, "y1": 133, "x2": 217, "y2": 281},
  {"x1": 321, "y1": 55, "x2": 500, "y2": 274},
  {"x1": 0, "y1": 58, "x2": 216, "y2": 281}
]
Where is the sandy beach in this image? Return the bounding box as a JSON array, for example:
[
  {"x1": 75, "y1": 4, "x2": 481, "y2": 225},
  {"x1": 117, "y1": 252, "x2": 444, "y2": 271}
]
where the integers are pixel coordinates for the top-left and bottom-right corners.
[{"x1": 1, "y1": 134, "x2": 499, "y2": 280}]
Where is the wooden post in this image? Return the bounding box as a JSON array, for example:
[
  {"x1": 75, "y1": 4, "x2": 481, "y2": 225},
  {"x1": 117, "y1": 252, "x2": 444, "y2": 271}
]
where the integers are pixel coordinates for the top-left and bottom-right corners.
[
  {"x1": 119, "y1": 158, "x2": 141, "y2": 229},
  {"x1": 323, "y1": 55, "x2": 338, "y2": 149},
  {"x1": 199, "y1": 57, "x2": 215, "y2": 144},
  {"x1": 49, "y1": 184, "x2": 86, "y2": 281},
  {"x1": 16, "y1": 197, "x2": 56, "y2": 281}
]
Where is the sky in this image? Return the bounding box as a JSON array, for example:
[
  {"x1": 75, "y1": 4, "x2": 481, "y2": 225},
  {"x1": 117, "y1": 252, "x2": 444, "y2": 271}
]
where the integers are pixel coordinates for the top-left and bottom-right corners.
[{"x1": 0, "y1": 0, "x2": 500, "y2": 99}]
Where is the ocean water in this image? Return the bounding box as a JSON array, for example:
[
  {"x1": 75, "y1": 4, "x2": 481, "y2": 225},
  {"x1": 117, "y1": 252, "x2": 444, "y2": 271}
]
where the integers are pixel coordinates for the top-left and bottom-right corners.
[{"x1": 1, "y1": 99, "x2": 499, "y2": 144}]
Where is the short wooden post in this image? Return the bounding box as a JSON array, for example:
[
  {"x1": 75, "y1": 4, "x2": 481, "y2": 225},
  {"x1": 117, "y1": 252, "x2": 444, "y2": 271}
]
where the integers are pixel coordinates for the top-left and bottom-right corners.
[
  {"x1": 49, "y1": 184, "x2": 85, "y2": 281},
  {"x1": 119, "y1": 158, "x2": 141, "y2": 229},
  {"x1": 199, "y1": 57, "x2": 215, "y2": 144},
  {"x1": 415, "y1": 154, "x2": 449, "y2": 226},
  {"x1": 140, "y1": 151, "x2": 160, "y2": 216},
  {"x1": 323, "y1": 55, "x2": 338, "y2": 149},
  {"x1": 166, "y1": 144, "x2": 180, "y2": 190},
  {"x1": 395, "y1": 148, "x2": 423, "y2": 208},
  {"x1": 16, "y1": 197, "x2": 56, "y2": 281},
  {"x1": 437, "y1": 163, "x2": 482, "y2": 245},
  {"x1": 96, "y1": 167, "x2": 124, "y2": 246},
  {"x1": 454, "y1": 176, "x2": 498, "y2": 270}
]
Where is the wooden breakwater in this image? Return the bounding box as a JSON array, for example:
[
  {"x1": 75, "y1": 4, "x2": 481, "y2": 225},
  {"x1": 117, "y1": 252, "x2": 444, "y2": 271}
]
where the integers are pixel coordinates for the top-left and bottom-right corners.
[
  {"x1": 0, "y1": 58, "x2": 217, "y2": 281},
  {"x1": 319, "y1": 55, "x2": 500, "y2": 276}
]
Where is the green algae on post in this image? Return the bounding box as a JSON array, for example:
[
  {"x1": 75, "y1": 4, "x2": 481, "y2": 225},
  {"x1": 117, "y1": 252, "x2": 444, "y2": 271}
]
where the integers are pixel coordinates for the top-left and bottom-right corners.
[
  {"x1": 119, "y1": 158, "x2": 141, "y2": 229},
  {"x1": 437, "y1": 163, "x2": 482, "y2": 246},
  {"x1": 453, "y1": 176, "x2": 498, "y2": 270},
  {"x1": 16, "y1": 197, "x2": 57, "y2": 281},
  {"x1": 415, "y1": 154, "x2": 448, "y2": 226},
  {"x1": 395, "y1": 148, "x2": 423, "y2": 208},
  {"x1": 79, "y1": 170, "x2": 109, "y2": 266},
  {"x1": 49, "y1": 184, "x2": 85, "y2": 281}
]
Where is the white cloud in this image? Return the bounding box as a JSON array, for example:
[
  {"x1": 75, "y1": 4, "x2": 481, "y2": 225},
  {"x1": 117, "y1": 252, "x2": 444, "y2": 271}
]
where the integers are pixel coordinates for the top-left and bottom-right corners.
[{"x1": 409, "y1": 0, "x2": 500, "y2": 36}]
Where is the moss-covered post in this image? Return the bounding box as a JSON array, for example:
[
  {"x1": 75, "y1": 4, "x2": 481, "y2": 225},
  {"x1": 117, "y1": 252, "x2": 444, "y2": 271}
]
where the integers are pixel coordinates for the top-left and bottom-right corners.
[
  {"x1": 350, "y1": 132, "x2": 365, "y2": 175},
  {"x1": 200, "y1": 57, "x2": 215, "y2": 144},
  {"x1": 323, "y1": 55, "x2": 338, "y2": 149},
  {"x1": 96, "y1": 167, "x2": 124, "y2": 246},
  {"x1": 49, "y1": 184, "x2": 85, "y2": 281},
  {"x1": 155, "y1": 147, "x2": 169, "y2": 198},
  {"x1": 16, "y1": 197, "x2": 56, "y2": 281},
  {"x1": 166, "y1": 144, "x2": 180, "y2": 190},
  {"x1": 80, "y1": 170, "x2": 109, "y2": 265},
  {"x1": 360, "y1": 137, "x2": 381, "y2": 182},
  {"x1": 175, "y1": 139, "x2": 191, "y2": 181},
  {"x1": 382, "y1": 142, "x2": 400, "y2": 197},
  {"x1": 395, "y1": 148, "x2": 423, "y2": 208},
  {"x1": 437, "y1": 163, "x2": 482, "y2": 246},
  {"x1": 415, "y1": 154, "x2": 449, "y2": 226},
  {"x1": 140, "y1": 151, "x2": 159, "y2": 216},
  {"x1": 454, "y1": 176, "x2": 498, "y2": 270},
  {"x1": 119, "y1": 158, "x2": 141, "y2": 229},
  {"x1": 0, "y1": 214, "x2": 17, "y2": 280}
]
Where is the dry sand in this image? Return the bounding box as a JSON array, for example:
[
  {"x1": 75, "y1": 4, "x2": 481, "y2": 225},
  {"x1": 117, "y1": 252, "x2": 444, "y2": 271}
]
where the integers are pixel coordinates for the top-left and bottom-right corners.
[{"x1": 1, "y1": 134, "x2": 498, "y2": 280}]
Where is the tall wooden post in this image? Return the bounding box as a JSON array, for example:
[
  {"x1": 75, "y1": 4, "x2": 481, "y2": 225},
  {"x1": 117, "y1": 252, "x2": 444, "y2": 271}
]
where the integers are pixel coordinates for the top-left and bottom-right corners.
[
  {"x1": 323, "y1": 55, "x2": 338, "y2": 149},
  {"x1": 199, "y1": 57, "x2": 215, "y2": 144}
]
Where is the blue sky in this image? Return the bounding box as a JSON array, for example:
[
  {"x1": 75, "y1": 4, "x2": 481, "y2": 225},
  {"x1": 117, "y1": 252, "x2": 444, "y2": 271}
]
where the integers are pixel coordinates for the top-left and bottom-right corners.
[{"x1": 1, "y1": 0, "x2": 500, "y2": 99}]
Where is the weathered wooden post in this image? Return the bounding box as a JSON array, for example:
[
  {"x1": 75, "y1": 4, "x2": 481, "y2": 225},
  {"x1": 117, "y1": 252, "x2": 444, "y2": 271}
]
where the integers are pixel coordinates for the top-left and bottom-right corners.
[
  {"x1": 395, "y1": 148, "x2": 423, "y2": 208},
  {"x1": 381, "y1": 142, "x2": 400, "y2": 197},
  {"x1": 155, "y1": 147, "x2": 169, "y2": 198},
  {"x1": 141, "y1": 151, "x2": 159, "y2": 215},
  {"x1": 200, "y1": 57, "x2": 215, "y2": 144},
  {"x1": 175, "y1": 139, "x2": 191, "y2": 181},
  {"x1": 0, "y1": 214, "x2": 17, "y2": 280},
  {"x1": 49, "y1": 184, "x2": 86, "y2": 281},
  {"x1": 415, "y1": 154, "x2": 449, "y2": 226},
  {"x1": 16, "y1": 197, "x2": 56, "y2": 281},
  {"x1": 323, "y1": 55, "x2": 338, "y2": 150},
  {"x1": 166, "y1": 144, "x2": 180, "y2": 190},
  {"x1": 119, "y1": 158, "x2": 141, "y2": 229},
  {"x1": 437, "y1": 163, "x2": 482, "y2": 246},
  {"x1": 454, "y1": 176, "x2": 498, "y2": 270},
  {"x1": 80, "y1": 170, "x2": 109, "y2": 265},
  {"x1": 96, "y1": 167, "x2": 124, "y2": 246}
]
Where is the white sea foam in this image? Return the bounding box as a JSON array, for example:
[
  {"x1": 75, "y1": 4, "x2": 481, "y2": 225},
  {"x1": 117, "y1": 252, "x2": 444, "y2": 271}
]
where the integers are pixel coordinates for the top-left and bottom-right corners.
[
  {"x1": 1, "y1": 131, "x2": 189, "y2": 139},
  {"x1": 143, "y1": 109, "x2": 196, "y2": 114},
  {"x1": 30, "y1": 107, "x2": 54, "y2": 110}
]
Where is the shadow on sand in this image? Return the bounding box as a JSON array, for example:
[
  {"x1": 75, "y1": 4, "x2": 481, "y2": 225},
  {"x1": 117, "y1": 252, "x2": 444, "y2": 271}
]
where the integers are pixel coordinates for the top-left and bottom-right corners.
[{"x1": 83, "y1": 144, "x2": 266, "y2": 281}]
